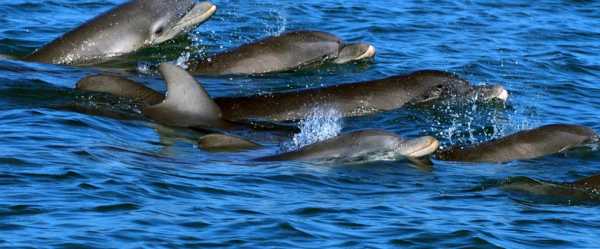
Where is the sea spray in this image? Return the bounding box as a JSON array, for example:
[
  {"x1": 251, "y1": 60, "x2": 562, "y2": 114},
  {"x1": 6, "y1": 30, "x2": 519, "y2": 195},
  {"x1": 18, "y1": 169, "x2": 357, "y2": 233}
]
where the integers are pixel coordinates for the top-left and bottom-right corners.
[
  {"x1": 282, "y1": 107, "x2": 343, "y2": 152},
  {"x1": 175, "y1": 51, "x2": 191, "y2": 69},
  {"x1": 431, "y1": 97, "x2": 513, "y2": 149},
  {"x1": 261, "y1": 10, "x2": 287, "y2": 37}
]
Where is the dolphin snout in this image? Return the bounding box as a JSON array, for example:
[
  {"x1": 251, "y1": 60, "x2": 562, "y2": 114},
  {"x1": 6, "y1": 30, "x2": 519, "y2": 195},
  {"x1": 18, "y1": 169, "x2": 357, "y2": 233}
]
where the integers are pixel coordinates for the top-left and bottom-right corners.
[
  {"x1": 404, "y1": 136, "x2": 440, "y2": 158},
  {"x1": 471, "y1": 84, "x2": 509, "y2": 102},
  {"x1": 195, "y1": 1, "x2": 217, "y2": 16},
  {"x1": 357, "y1": 45, "x2": 376, "y2": 60},
  {"x1": 175, "y1": 1, "x2": 217, "y2": 30},
  {"x1": 493, "y1": 85, "x2": 509, "y2": 102}
]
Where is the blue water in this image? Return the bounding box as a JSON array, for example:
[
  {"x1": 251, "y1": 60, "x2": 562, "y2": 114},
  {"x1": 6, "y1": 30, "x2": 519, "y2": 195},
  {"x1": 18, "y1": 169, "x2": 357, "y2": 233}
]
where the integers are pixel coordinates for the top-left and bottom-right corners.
[{"x1": 1, "y1": 0, "x2": 600, "y2": 248}]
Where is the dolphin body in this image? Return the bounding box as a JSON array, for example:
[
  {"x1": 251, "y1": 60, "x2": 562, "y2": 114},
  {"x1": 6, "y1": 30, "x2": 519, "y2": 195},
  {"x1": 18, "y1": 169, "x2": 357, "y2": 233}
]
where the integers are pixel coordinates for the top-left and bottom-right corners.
[
  {"x1": 76, "y1": 63, "x2": 509, "y2": 128},
  {"x1": 24, "y1": 0, "x2": 217, "y2": 65},
  {"x1": 437, "y1": 124, "x2": 598, "y2": 163},
  {"x1": 194, "y1": 130, "x2": 437, "y2": 169},
  {"x1": 187, "y1": 31, "x2": 376, "y2": 75},
  {"x1": 254, "y1": 130, "x2": 440, "y2": 164}
]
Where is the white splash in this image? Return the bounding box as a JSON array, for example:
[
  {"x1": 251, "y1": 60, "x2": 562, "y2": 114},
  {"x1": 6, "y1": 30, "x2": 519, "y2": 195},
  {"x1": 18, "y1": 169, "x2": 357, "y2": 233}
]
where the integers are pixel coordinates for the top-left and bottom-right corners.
[
  {"x1": 262, "y1": 10, "x2": 287, "y2": 37},
  {"x1": 175, "y1": 51, "x2": 191, "y2": 69},
  {"x1": 136, "y1": 62, "x2": 152, "y2": 74},
  {"x1": 283, "y1": 107, "x2": 343, "y2": 152}
]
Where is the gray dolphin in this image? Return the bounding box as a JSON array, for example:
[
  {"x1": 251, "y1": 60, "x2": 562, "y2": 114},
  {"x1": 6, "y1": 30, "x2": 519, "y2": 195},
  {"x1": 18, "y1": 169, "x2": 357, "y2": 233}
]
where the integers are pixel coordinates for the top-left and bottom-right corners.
[
  {"x1": 214, "y1": 71, "x2": 507, "y2": 122},
  {"x1": 499, "y1": 175, "x2": 600, "y2": 203},
  {"x1": 437, "y1": 124, "x2": 599, "y2": 163},
  {"x1": 254, "y1": 130, "x2": 439, "y2": 164},
  {"x1": 76, "y1": 64, "x2": 508, "y2": 127},
  {"x1": 187, "y1": 31, "x2": 376, "y2": 75},
  {"x1": 24, "y1": 0, "x2": 217, "y2": 65}
]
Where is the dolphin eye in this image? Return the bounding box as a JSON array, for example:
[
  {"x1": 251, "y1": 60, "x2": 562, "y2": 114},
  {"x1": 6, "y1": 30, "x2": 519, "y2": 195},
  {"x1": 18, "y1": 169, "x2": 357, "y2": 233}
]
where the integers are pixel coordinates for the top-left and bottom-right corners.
[
  {"x1": 430, "y1": 85, "x2": 442, "y2": 95},
  {"x1": 435, "y1": 85, "x2": 447, "y2": 94},
  {"x1": 154, "y1": 26, "x2": 164, "y2": 36}
]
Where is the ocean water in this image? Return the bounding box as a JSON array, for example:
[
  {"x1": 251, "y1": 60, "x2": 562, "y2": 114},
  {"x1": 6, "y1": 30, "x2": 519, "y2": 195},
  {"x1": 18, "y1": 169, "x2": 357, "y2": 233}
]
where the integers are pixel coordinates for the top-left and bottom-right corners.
[{"x1": 1, "y1": 0, "x2": 600, "y2": 248}]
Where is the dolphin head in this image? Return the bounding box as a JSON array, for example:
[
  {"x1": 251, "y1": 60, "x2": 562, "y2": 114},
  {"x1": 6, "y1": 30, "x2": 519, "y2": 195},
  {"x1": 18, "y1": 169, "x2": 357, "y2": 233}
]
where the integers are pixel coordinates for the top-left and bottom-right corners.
[
  {"x1": 406, "y1": 70, "x2": 471, "y2": 104},
  {"x1": 409, "y1": 72, "x2": 508, "y2": 104},
  {"x1": 411, "y1": 82, "x2": 468, "y2": 104},
  {"x1": 26, "y1": 0, "x2": 217, "y2": 64},
  {"x1": 142, "y1": 0, "x2": 217, "y2": 45},
  {"x1": 467, "y1": 84, "x2": 509, "y2": 102},
  {"x1": 396, "y1": 136, "x2": 440, "y2": 158},
  {"x1": 333, "y1": 43, "x2": 376, "y2": 64},
  {"x1": 411, "y1": 84, "x2": 450, "y2": 104},
  {"x1": 94, "y1": 0, "x2": 216, "y2": 54}
]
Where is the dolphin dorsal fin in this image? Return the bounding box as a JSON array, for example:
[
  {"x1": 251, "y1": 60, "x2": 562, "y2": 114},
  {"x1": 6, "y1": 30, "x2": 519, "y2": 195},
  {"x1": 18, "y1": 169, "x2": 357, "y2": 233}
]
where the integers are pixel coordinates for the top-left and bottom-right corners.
[{"x1": 143, "y1": 63, "x2": 222, "y2": 127}]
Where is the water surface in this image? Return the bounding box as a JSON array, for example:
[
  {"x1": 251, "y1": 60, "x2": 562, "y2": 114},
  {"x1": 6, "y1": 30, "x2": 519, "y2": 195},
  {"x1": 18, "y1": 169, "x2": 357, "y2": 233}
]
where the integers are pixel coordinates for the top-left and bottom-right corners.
[{"x1": 1, "y1": 0, "x2": 600, "y2": 248}]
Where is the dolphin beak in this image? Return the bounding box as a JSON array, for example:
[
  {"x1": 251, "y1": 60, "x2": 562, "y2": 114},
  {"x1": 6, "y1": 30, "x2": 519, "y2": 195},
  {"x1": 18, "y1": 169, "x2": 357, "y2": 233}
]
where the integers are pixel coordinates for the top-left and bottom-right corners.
[
  {"x1": 152, "y1": 1, "x2": 217, "y2": 44},
  {"x1": 334, "y1": 43, "x2": 376, "y2": 64},
  {"x1": 178, "y1": 1, "x2": 217, "y2": 29},
  {"x1": 471, "y1": 84, "x2": 509, "y2": 103},
  {"x1": 487, "y1": 85, "x2": 509, "y2": 102},
  {"x1": 355, "y1": 45, "x2": 376, "y2": 61},
  {"x1": 497, "y1": 87, "x2": 509, "y2": 102},
  {"x1": 405, "y1": 136, "x2": 440, "y2": 158}
]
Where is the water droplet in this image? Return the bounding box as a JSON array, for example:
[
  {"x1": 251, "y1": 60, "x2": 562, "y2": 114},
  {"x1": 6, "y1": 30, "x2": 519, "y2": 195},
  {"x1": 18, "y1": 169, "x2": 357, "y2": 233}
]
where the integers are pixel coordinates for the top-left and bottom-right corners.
[{"x1": 282, "y1": 107, "x2": 343, "y2": 151}]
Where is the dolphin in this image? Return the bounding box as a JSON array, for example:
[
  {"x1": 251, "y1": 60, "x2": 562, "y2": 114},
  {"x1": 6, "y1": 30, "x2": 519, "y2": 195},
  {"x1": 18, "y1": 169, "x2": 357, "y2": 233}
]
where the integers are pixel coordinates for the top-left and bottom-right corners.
[
  {"x1": 186, "y1": 31, "x2": 376, "y2": 75},
  {"x1": 255, "y1": 130, "x2": 439, "y2": 164},
  {"x1": 571, "y1": 174, "x2": 600, "y2": 190},
  {"x1": 24, "y1": 0, "x2": 217, "y2": 65},
  {"x1": 437, "y1": 124, "x2": 599, "y2": 163},
  {"x1": 498, "y1": 175, "x2": 600, "y2": 203},
  {"x1": 213, "y1": 71, "x2": 508, "y2": 122},
  {"x1": 76, "y1": 64, "x2": 509, "y2": 127}
]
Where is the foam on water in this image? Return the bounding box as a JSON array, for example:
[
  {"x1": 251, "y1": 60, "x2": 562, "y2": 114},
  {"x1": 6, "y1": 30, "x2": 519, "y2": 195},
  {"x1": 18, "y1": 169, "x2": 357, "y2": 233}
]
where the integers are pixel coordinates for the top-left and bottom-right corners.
[{"x1": 261, "y1": 9, "x2": 287, "y2": 37}]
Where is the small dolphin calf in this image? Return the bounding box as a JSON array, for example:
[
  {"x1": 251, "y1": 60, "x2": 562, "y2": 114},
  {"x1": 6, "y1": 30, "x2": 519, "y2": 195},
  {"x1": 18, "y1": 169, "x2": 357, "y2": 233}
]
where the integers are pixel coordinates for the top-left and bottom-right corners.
[
  {"x1": 187, "y1": 31, "x2": 376, "y2": 75},
  {"x1": 437, "y1": 124, "x2": 598, "y2": 163},
  {"x1": 255, "y1": 130, "x2": 439, "y2": 163},
  {"x1": 24, "y1": 0, "x2": 216, "y2": 65},
  {"x1": 77, "y1": 65, "x2": 508, "y2": 127}
]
